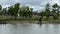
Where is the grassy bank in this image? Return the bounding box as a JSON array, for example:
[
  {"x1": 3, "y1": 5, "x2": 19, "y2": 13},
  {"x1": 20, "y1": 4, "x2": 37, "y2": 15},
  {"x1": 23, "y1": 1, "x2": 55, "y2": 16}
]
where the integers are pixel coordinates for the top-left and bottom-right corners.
[
  {"x1": 0, "y1": 17, "x2": 60, "y2": 21},
  {"x1": 0, "y1": 18, "x2": 60, "y2": 24},
  {"x1": 0, "y1": 18, "x2": 39, "y2": 21}
]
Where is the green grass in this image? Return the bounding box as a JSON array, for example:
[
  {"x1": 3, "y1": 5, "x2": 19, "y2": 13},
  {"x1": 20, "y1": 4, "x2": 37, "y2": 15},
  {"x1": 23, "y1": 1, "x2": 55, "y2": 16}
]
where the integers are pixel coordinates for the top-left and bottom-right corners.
[
  {"x1": 0, "y1": 18, "x2": 39, "y2": 21},
  {"x1": 0, "y1": 17, "x2": 60, "y2": 21}
]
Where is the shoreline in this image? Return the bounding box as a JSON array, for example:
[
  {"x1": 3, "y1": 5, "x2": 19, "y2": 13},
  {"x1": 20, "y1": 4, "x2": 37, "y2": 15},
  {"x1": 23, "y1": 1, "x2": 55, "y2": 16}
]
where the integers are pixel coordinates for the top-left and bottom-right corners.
[{"x1": 0, "y1": 21, "x2": 59, "y2": 24}]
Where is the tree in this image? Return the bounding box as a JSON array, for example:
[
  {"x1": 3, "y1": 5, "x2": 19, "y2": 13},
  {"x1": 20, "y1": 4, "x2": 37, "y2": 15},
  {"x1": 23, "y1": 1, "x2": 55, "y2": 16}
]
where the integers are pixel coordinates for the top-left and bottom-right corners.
[
  {"x1": 52, "y1": 3, "x2": 59, "y2": 19},
  {"x1": 8, "y1": 6, "x2": 14, "y2": 18},
  {"x1": 0, "y1": 5, "x2": 2, "y2": 15},
  {"x1": 20, "y1": 6, "x2": 33, "y2": 18},
  {"x1": 13, "y1": 3, "x2": 20, "y2": 19},
  {"x1": 2, "y1": 8, "x2": 8, "y2": 19},
  {"x1": 45, "y1": 3, "x2": 50, "y2": 20},
  {"x1": 0, "y1": 5, "x2": 2, "y2": 10},
  {"x1": 19, "y1": 6, "x2": 24, "y2": 17},
  {"x1": 23, "y1": 6, "x2": 33, "y2": 18},
  {"x1": 24, "y1": 6, "x2": 29, "y2": 18},
  {"x1": 28, "y1": 8, "x2": 33, "y2": 18},
  {"x1": 19, "y1": 6, "x2": 26, "y2": 18},
  {"x1": 2, "y1": 8, "x2": 7, "y2": 15}
]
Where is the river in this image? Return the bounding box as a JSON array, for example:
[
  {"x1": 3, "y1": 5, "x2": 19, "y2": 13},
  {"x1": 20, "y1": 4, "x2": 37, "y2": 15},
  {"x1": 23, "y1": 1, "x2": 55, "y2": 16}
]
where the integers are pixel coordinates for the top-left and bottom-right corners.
[{"x1": 0, "y1": 24, "x2": 60, "y2": 34}]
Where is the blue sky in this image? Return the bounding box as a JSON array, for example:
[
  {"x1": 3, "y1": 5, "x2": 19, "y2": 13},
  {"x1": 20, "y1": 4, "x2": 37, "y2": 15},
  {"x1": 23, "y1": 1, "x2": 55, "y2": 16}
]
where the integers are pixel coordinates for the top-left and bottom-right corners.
[{"x1": 0, "y1": 0, "x2": 60, "y2": 11}]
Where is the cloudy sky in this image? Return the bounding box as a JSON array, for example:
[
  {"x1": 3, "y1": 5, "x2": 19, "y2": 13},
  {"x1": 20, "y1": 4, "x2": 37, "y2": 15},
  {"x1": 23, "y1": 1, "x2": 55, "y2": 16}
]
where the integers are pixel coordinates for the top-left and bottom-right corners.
[{"x1": 0, "y1": 0, "x2": 60, "y2": 11}]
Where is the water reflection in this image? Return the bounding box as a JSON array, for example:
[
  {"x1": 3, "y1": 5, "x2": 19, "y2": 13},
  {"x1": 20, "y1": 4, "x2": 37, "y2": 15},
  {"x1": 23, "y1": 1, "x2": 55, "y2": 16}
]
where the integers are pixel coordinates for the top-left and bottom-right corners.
[
  {"x1": 53, "y1": 24, "x2": 59, "y2": 34},
  {"x1": 0, "y1": 24, "x2": 17, "y2": 34},
  {"x1": 38, "y1": 24, "x2": 42, "y2": 27},
  {"x1": 0, "y1": 24, "x2": 60, "y2": 34}
]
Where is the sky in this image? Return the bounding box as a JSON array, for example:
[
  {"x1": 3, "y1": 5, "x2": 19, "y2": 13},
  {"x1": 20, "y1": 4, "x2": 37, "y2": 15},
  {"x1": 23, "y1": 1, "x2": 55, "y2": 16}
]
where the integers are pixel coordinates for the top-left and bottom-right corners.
[{"x1": 0, "y1": 0, "x2": 60, "y2": 11}]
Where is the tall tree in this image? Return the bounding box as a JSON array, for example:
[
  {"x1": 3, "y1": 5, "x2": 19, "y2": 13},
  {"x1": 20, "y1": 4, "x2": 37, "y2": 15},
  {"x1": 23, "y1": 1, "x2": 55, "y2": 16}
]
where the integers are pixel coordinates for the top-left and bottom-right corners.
[
  {"x1": 28, "y1": 8, "x2": 33, "y2": 18},
  {"x1": 8, "y1": 6, "x2": 14, "y2": 18},
  {"x1": 24, "y1": 6, "x2": 29, "y2": 18},
  {"x1": 45, "y1": 3, "x2": 50, "y2": 20},
  {"x1": 20, "y1": 6, "x2": 26, "y2": 18},
  {"x1": 20, "y1": 6, "x2": 33, "y2": 18},
  {"x1": 23, "y1": 6, "x2": 33, "y2": 18},
  {"x1": 0, "y1": 5, "x2": 2, "y2": 15},
  {"x1": 14, "y1": 3, "x2": 20, "y2": 19},
  {"x1": 2, "y1": 8, "x2": 7, "y2": 15},
  {"x1": 0, "y1": 5, "x2": 2, "y2": 10},
  {"x1": 52, "y1": 3, "x2": 59, "y2": 19}
]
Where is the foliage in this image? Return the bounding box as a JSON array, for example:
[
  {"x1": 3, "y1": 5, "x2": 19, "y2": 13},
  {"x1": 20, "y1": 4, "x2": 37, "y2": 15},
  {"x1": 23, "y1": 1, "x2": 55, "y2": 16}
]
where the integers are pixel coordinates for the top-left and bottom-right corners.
[
  {"x1": 45, "y1": 3, "x2": 50, "y2": 20},
  {"x1": 2, "y1": 8, "x2": 7, "y2": 15},
  {"x1": 0, "y1": 5, "x2": 2, "y2": 15},
  {"x1": 0, "y1": 5, "x2": 2, "y2": 10},
  {"x1": 13, "y1": 3, "x2": 20, "y2": 18},
  {"x1": 52, "y1": 3, "x2": 59, "y2": 19},
  {"x1": 20, "y1": 6, "x2": 33, "y2": 18},
  {"x1": 0, "y1": 3, "x2": 60, "y2": 21}
]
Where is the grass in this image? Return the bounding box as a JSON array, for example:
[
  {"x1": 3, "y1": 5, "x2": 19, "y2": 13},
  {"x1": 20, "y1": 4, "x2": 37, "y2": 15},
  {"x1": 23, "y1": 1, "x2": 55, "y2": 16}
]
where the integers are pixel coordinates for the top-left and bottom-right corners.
[
  {"x1": 0, "y1": 17, "x2": 60, "y2": 24},
  {"x1": 0, "y1": 17, "x2": 60, "y2": 22},
  {"x1": 0, "y1": 18, "x2": 39, "y2": 21}
]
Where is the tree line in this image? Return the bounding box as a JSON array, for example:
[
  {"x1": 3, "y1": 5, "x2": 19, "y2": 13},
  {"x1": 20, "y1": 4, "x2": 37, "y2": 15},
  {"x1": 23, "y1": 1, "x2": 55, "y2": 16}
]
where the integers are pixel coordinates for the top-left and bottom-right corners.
[
  {"x1": 0, "y1": 3, "x2": 33, "y2": 19},
  {"x1": 40, "y1": 3, "x2": 60, "y2": 20},
  {"x1": 0, "y1": 3, "x2": 60, "y2": 20}
]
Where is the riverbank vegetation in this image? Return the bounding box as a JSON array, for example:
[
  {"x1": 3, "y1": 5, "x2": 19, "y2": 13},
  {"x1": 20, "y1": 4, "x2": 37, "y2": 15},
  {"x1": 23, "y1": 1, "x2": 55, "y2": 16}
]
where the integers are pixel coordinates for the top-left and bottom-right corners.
[{"x1": 0, "y1": 3, "x2": 60, "y2": 23}]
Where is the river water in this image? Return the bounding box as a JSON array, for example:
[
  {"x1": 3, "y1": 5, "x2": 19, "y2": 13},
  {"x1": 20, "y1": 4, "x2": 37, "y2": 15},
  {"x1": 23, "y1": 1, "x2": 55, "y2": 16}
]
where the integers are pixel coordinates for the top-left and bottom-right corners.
[{"x1": 0, "y1": 24, "x2": 60, "y2": 34}]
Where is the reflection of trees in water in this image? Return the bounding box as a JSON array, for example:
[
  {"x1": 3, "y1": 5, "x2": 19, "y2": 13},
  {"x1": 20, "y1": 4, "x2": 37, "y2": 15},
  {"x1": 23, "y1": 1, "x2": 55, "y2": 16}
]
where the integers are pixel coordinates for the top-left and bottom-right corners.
[
  {"x1": 38, "y1": 24, "x2": 59, "y2": 34},
  {"x1": 45, "y1": 24, "x2": 49, "y2": 34},
  {"x1": 53, "y1": 24, "x2": 59, "y2": 34},
  {"x1": 38, "y1": 23, "x2": 42, "y2": 28},
  {"x1": 45, "y1": 24, "x2": 59, "y2": 34}
]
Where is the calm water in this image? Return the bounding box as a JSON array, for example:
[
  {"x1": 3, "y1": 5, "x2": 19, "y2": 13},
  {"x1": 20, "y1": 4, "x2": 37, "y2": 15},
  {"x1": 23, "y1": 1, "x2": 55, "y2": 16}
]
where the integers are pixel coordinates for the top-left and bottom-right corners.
[{"x1": 0, "y1": 24, "x2": 60, "y2": 34}]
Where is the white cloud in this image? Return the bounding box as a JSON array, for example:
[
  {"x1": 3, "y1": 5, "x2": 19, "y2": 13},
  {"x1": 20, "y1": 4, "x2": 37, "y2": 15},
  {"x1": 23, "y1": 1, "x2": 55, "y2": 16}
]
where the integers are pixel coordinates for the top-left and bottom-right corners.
[
  {"x1": 0, "y1": 0, "x2": 60, "y2": 11},
  {"x1": 2, "y1": 5, "x2": 11, "y2": 8},
  {"x1": 48, "y1": 0, "x2": 60, "y2": 5},
  {"x1": 28, "y1": 6, "x2": 44, "y2": 11}
]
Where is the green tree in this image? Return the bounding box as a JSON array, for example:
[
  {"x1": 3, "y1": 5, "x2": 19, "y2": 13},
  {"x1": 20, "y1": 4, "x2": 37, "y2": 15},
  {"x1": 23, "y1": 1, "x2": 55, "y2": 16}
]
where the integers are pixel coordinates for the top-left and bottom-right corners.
[
  {"x1": 0, "y1": 5, "x2": 2, "y2": 15},
  {"x1": 19, "y1": 6, "x2": 33, "y2": 18},
  {"x1": 0, "y1": 5, "x2": 2, "y2": 10},
  {"x1": 2, "y1": 8, "x2": 7, "y2": 15},
  {"x1": 45, "y1": 3, "x2": 50, "y2": 20},
  {"x1": 52, "y1": 3, "x2": 59, "y2": 19},
  {"x1": 24, "y1": 6, "x2": 29, "y2": 18},
  {"x1": 28, "y1": 8, "x2": 33, "y2": 18},
  {"x1": 20, "y1": 6, "x2": 25, "y2": 18},
  {"x1": 2, "y1": 8, "x2": 8, "y2": 19},
  {"x1": 8, "y1": 6, "x2": 14, "y2": 18},
  {"x1": 23, "y1": 6, "x2": 33, "y2": 18},
  {"x1": 14, "y1": 3, "x2": 20, "y2": 19},
  {"x1": 19, "y1": 6, "x2": 24, "y2": 17}
]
